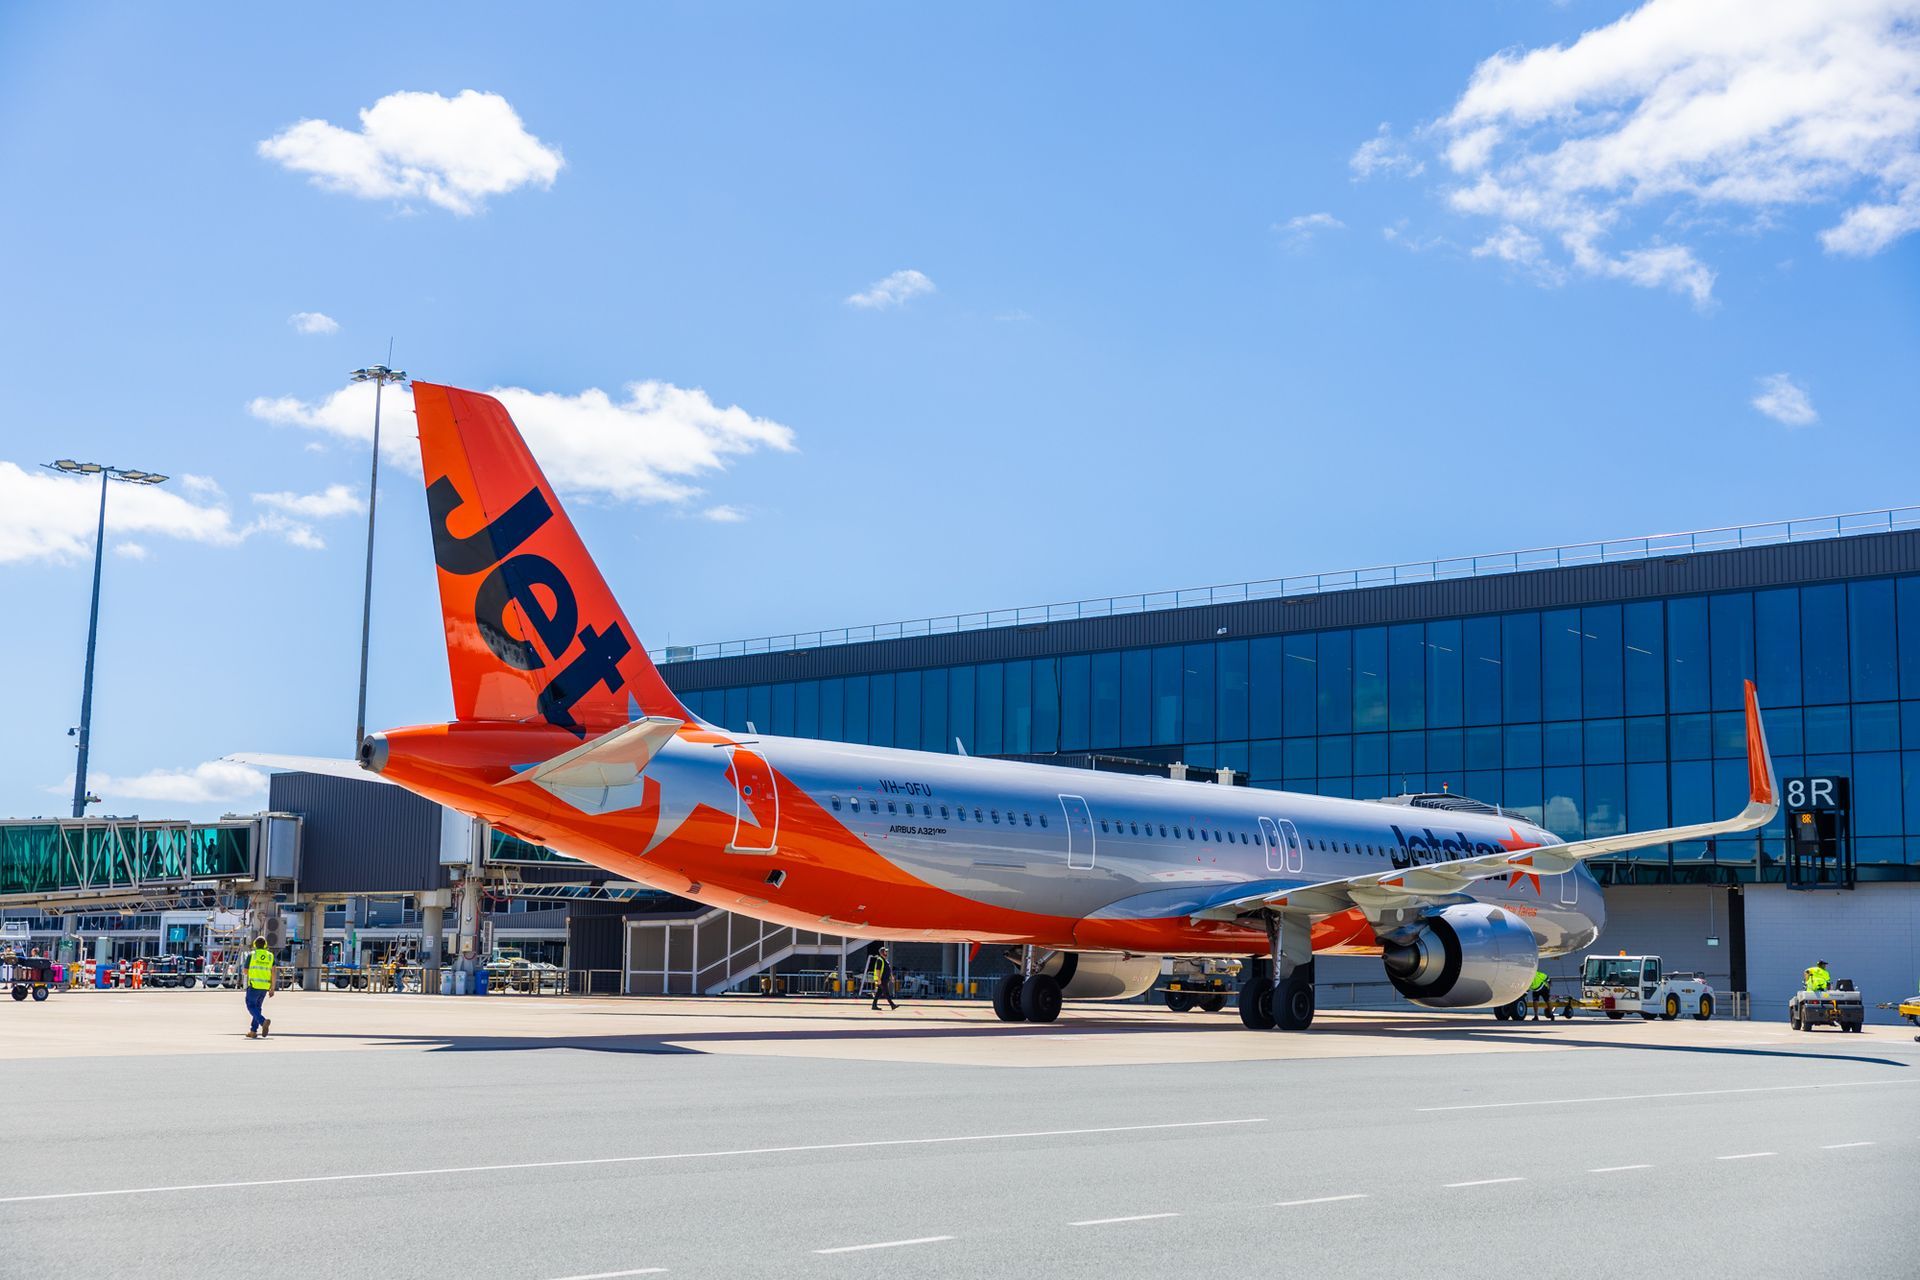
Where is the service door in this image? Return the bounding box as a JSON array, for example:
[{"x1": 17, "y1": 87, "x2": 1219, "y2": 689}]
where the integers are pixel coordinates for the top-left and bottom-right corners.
[
  {"x1": 1060, "y1": 795, "x2": 1096, "y2": 870},
  {"x1": 726, "y1": 746, "x2": 780, "y2": 854},
  {"x1": 1259, "y1": 817, "x2": 1284, "y2": 873},
  {"x1": 1556, "y1": 864, "x2": 1578, "y2": 906}
]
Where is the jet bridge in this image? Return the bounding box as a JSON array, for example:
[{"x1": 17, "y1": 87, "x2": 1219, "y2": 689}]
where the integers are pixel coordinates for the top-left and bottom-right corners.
[{"x1": 0, "y1": 815, "x2": 294, "y2": 910}]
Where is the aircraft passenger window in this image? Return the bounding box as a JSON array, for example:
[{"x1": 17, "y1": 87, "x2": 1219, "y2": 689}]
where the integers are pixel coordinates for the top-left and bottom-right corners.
[
  {"x1": 1130, "y1": 822, "x2": 1140, "y2": 835},
  {"x1": 1160, "y1": 824, "x2": 1168, "y2": 837},
  {"x1": 975, "y1": 808, "x2": 984, "y2": 822},
  {"x1": 991, "y1": 810, "x2": 1001, "y2": 824},
  {"x1": 1214, "y1": 831, "x2": 1223, "y2": 843},
  {"x1": 1199, "y1": 829, "x2": 1209, "y2": 842},
  {"x1": 1100, "y1": 820, "x2": 1111, "y2": 832},
  {"x1": 940, "y1": 805, "x2": 949, "y2": 819},
  {"x1": 1187, "y1": 827, "x2": 1196, "y2": 839},
  {"x1": 869, "y1": 800, "x2": 880, "y2": 814},
  {"x1": 831, "y1": 798, "x2": 841, "y2": 811},
  {"x1": 1172, "y1": 827, "x2": 1181, "y2": 839},
  {"x1": 1023, "y1": 813, "x2": 1032, "y2": 826},
  {"x1": 887, "y1": 801, "x2": 897, "y2": 814},
  {"x1": 1039, "y1": 815, "x2": 1048, "y2": 828}
]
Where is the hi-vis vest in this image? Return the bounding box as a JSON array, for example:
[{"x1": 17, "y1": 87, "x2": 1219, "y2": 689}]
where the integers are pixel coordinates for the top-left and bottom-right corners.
[
  {"x1": 1530, "y1": 970, "x2": 1549, "y2": 992},
  {"x1": 1804, "y1": 966, "x2": 1831, "y2": 992},
  {"x1": 247, "y1": 948, "x2": 275, "y2": 990}
]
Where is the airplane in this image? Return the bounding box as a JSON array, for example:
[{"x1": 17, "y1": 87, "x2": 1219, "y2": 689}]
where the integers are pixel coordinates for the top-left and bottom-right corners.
[{"x1": 357, "y1": 382, "x2": 1780, "y2": 1030}]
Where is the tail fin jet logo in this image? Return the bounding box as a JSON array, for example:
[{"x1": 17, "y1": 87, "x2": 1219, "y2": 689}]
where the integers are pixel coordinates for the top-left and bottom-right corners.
[{"x1": 428, "y1": 476, "x2": 632, "y2": 737}]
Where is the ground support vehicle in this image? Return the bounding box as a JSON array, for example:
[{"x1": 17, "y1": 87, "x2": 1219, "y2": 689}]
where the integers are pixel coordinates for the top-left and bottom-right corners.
[
  {"x1": 1890, "y1": 996, "x2": 1920, "y2": 1040},
  {"x1": 1577, "y1": 955, "x2": 1715, "y2": 1021},
  {"x1": 146, "y1": 956, "x2": 200, "y2": 989},
  {"x1": 1163, "y1": 976, "x2": 1230, "y2": 1013},
  {"x1": 6, "y1": 957, "x2": 53, "y2": 1002},
  {"x1": 1789, "y1": 984, "x2": 1864, "y2": 1032},
  {"x1": 1493, "y1": 992, "x2": 1577, "y2": 1021}
]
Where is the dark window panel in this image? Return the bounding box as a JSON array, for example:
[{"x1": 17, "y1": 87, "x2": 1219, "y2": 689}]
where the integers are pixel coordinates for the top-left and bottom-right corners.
[
  {"x1": 1623, "y1": 600, "x2": 1666, "y2": 717},
  {"x1": 1217, "y1": 639, "x2": 1249, "y2": 741},
  {"x1": 847, "y1": 675, "x2": 873, "y2": 746},
  {"x1": 1249, "y1": 637, "x2": 1283, "y2": 739},
  {"x1": 1283, "y1": 739, "x2": 1317, "y2": 777},
  {"x1": 1216, "y1": 742, "x2": 1249, "y2": 776},
  {"x1": 1318, "y1": 630, "x2": 1353, "y2": 735},
  {"x1": 1543, "y1": 720, "x2": 1582, "y2": 767},
  {"x1": 1712, "y1": 711, "x2": 1748, "y2": 758},
  {"x1": 1466, "y1": 725, "x2": 1502, "y2": 771},
  {"x1": 1904, "y1": 751, "x2": 1920, "y2": 840},
  {"x1": 1505, "y1": 723, "x2": 1542, "y2": 768},
  {"x1": 1582, "y1": 605, "x2": 1623, "y2": 718},
  {"x1": 1389, "y1": 731, "x2": 1424, "y2": 777},
  {"x1": 1761, "y1": 705, "x2": 1802, "y2": 757},
  {"x1": 1091, "y1": 652, "x2": 1121, "y2": 748},
  {"x1": 1121, "y1": 650, "x2": 1151, "y2": 747},
  {"x1": 1465, "y1": 770, "x2": 1501, "y2": 805},
  {"x1": 795, "y1": 680, "x2": 820, "y2": 739},
  {"x1": 1465, "y1": 616, "x2": 1503, "y2": 726},
  {"x1": 1754, "y1": 588, "x2": 1801, "y2": 707},
  {"x1": 771, "y1": 683, "x2": 795, "y2": 737},
  {"x1": 1502, "y1": 613, "x2": 1542, "y2": 723},
  {"x1": 724, "y1": 686, "x2": 749, "y2": 733},
  {"x1": 1427, "y1": 619, "x2": 1463, "y2": 728},
  {"x1": 949, "y1": 667, "x2": 974, "y2": 752},
  {"x1": 1183, "y1": 644, "x2": 1216, "y2": 745},
  {"x1": 1584, "y1": 718, "x2": 1625, "y2": 765},
  {"x1": 1428, "y1": 729, "x2": 1463, "y2": 774},
  {"x1": 1854, "y1": 752, "x2": 1903, "y2": 837},
  {"x1": 1250, "y1": 740, "x2": 1283, "y2": 779},
  {"x1": 1586, "y1": 764, "x2": 1626, "y2": 837},
  {"x1": 1901, "y1": 579, "x2": 1920, "y2": 700},
  {"x1": 1060, "y1": 655, "x2": 1091, "y2": 752},
  {"x1": 1151, "y1": 646, "x2": 1182, "y2": 746},
  {"x1": 1004, "y1": 660, "x2": 1032, "y2": 755},
  {"x1": 1670, "y1": 713, "x2": 1711, "y2": 760},
  {"x1": 1503, "y1": 769, "x2": 1543, "y2": 826},
  {"x1": 1353, "y1": 732, "x2": 1388, "y2": 776},
  {"x1": 1318, "y1": 735, "x2": 1352, "y2": 778},
  {"x1": 1627, "y1": 762, "x2": 1668, "y2": 832},
  {"x1": 868, "y1": 672, "x2": 893, "y2": 749},
  {"x1": 1353, "y1": 628, "x2": 1388, "y2": 733},
  {"x1": 1803, "y1": 704, "x2": 1849, "y2": 754},
  {"x1": 1388, "y1": 623, "x2": 1425, "y2": 731},
  {"x1": 1032, "y1": 658, "x2": 1060, "y2": 755},
  {"x1": 1668, "y1": 596, "x2": 1709, "y2": 713},
  {"x1": 1625, "y1": 716, "x2": 1666, "y2": 762},
  {"x1": 1542, "y1": 608, "x2": 1582, "y2": 722},
  {"x1": 1850, "y1": 579, "x2": 1897, "y2": 702},
  {"x1": 820, "y1": 677, "x2": 844, "y2": 741},
  {"x1": 1709, "y1": 592, "x2": 1755, "y2": 711},
  {"x1": 748, "y1": 685, "x2": 772, "y2": 735},
  {"x1": 1801, "y1": 582, "x2": 1848, "y2": 705},
  {"x1": 894, "y1": 670, "x2": 920, "y2": 751},
  {"x1": 976, "y1": 664, "x2": 1003, "y2": 755},
  {"x1": 921, "y1": 667, "x2": 948, "y2": 753},
  {"x1": 1283, "y1": 635, "x2": 1318, "y2": 737}
]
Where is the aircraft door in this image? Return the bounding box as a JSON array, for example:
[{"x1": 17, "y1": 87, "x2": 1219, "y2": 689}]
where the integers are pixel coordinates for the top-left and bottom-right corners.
[
  {"x1": 1557, "y1": 865, "x2": 1578, "y2": 906},
  {"x1": 1060, "y1": 795, "x2": 1096, "y2": 870},
  {"x1": 726, "y1": 746, "x2": 779, "y2": 854},
  {"x1": 1277, "y1": 819, "x2": 1304, "y2": 874},
  {"x1": 1259, "y1": 817, "x2": 1283, "y2": 873}
]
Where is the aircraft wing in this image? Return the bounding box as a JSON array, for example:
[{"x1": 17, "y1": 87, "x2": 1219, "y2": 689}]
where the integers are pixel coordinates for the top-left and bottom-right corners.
[{"x1": 1193, "y1": 680, "x2": 1778, "y2": 925}]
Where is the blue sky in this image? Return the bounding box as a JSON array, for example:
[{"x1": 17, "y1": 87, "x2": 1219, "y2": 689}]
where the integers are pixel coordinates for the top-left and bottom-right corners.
[{"x1": 1, "y1": 1, "x2": 1915, "y2": 818}]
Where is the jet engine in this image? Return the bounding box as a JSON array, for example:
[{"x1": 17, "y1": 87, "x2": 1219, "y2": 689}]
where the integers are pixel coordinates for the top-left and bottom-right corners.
[
  {"x1": 1035, "y1": 952, "x2": 1162, "y2": 1001},
  {"x1": 1381, "y1": 904, "x2": 1536, "y2": 1009}
]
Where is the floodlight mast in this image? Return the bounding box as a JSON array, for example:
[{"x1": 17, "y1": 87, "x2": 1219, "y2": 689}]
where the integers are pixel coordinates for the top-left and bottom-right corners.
[
  {"x1": 43, "y1": 460, "x2": 169, "y2": 818},
  {"x1": 349, "y1": 364, "x2": 408, "y2": 752}
]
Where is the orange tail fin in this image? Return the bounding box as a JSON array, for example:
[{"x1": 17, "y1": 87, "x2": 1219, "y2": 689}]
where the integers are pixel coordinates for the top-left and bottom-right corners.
[{"x1": 411, "y1": 381, "x2": 689, "y2": 736}]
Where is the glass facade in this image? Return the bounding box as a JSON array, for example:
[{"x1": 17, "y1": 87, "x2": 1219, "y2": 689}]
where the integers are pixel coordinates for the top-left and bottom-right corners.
[{"x1": 667, "y1": 575, "x2": 1920, "y2": 883}]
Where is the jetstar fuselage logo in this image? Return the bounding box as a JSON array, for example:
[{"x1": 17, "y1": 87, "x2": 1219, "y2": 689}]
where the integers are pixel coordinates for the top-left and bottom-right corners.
[
  {"x1": 1388, "y1": 824, "x2": 1531, "y2": 870},
  {"x1": 427, "y1": 475, "x2": 631, "y2": 738}
]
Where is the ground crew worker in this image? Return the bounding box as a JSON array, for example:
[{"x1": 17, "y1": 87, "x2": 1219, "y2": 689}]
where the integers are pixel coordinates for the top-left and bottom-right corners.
[
  {"x1": 1529, "y1": 968, "x2": 1554, "y2": 1021},
  {"x1": 243, "y1": 937, "x2": 276, "y2": 1039},
  {"x1": 869, "y1": 945, "x2": 899, "y2": 1012},
  {"x1": 1804, "y1": 960, "x2": 1831, "y2": 992}
]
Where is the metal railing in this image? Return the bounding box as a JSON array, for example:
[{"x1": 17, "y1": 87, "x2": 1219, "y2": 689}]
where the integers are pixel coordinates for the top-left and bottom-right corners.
[{"x1": 658, "y1": 506, "x2": 1920, "y2": 661}]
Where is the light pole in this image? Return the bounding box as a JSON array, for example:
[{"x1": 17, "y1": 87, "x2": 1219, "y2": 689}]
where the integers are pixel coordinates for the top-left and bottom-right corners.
[
  {"x1": 44, "y1": 459, "x2": 169, "y2": 818},
  {"x1": 349, "y1": 364, "x2": 407, "y2": 750}
]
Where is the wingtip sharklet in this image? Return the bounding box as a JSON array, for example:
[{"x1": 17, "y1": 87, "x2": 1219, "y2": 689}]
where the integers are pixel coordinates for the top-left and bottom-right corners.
[{"x1": 1743, "y1": 678, "x2": 1777, "y2": 810}]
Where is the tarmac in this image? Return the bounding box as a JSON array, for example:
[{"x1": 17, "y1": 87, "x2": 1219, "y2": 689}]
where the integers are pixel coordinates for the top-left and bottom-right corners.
[{"x1": 2, "y1": 990, "x2": 1915, "y2": 1279}]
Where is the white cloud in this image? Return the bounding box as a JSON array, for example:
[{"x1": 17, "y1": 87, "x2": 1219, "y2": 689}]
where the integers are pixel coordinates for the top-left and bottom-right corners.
[
  {"x1": 1274, "y1": 212, "x2": 1345, "y2": 249},
  {"x1": 258, "y1": 89, "x2": 563, "y2": 216},
  {"x1": 846, "y1": 269, "x2": 936, "y2": 309},
  {"x1": 701, "y1": 504, "x2": 746, "y2": 523},
  {"x1": 1350, "y1": 124, "x2": 1426, "y2": 179},
  {"x1": 252, "y1": 483, "x2": 365, "y2": 519},
  {"x1": 1752, "y1": 372, "x2": 1819, "y2": 426},
  {"x1": 1471, "y1": 224, "x2": 1568, "y2": 284},
  {"x1": 1373, "y1": 0, "x2": 1920, "y2": 302},
  {"x1": 0, "y1": 463, "x2": 331, "y2": 564},
  {"x1": 289, "y1": 311, "x2": 339, "y2": 335},
  {"x1": 85, "y1": 760, "x2": 269, "y2": 809},
  {"x1": 248, "y1": 379, "x2": 797, "y2": 508}
]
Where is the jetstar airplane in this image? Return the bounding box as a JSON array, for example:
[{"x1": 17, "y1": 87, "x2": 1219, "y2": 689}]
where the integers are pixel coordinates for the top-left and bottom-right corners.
[{"x1": 357, "y1": 383, "x2": 1780, "y2": 1030}]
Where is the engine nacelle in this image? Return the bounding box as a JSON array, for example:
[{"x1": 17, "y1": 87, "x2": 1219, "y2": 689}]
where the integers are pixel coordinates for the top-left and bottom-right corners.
[
  {"x1": 1381, "y1": 904, "x2": 1537, "y2": 1009},
  {"x1": 1038, "y1": 952, "x2": 1162, "y2": 1001}
]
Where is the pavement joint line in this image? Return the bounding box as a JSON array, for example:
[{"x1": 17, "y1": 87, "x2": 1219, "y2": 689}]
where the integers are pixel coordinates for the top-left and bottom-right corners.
[
  {"x1": 1589, "y1": 1165, "x2": 1654, "y2": 1173},
  {"x1": 1716, "y1": 1152, "x2": 1776, "y2": 1160},
  {"x1": 1416, "y1": 1078, "x2": 1918, "y2": 1112},
  {"x1": 0, "y1": 1118, "x2": 1268, "y2": 1206},
  {"x1": 813, "y1": 1237, "x2": 953, "y2": 1254},
  {"x1": 1070, "y1": 1213, "x2": 1181, "y2": 1226},
  {"x1": 1274, "y1": 1194, "x2": 1369, "y2": 1207},
  {"x1": 1445, "y1": 1177, "x2": 1525, "y2": 1188},
  {"x1": 545, "y1": 1271, "x2": 667, "y2": 1279},
  {"x1": 1820, "y1": 1142, "x2": 1875, "y2": 1149}
]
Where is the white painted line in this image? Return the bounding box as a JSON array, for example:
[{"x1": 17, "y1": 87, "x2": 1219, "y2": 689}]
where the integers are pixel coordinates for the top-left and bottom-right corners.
[
  {"x1": 1821, "y1": 1141, "x2": 1875, "y2": 1149},
  {"x1": 0, "y1": 1117, "x2": 1266, "y2": 1206},
  {"x1": 1589, "y1": 1165, "x2": 1653, "y2": 1173},
  {"x1": 814, "y1": 1237, "x2": 953, "y2": 1255},
  {"x1": 1418, "y1": 1078, "x2": 1916, "y2": 1112},
  {"x1": 547, "y1": 1271, "x2": 667, "y2": 1279},
  {"x1": 1716, "y1": 1152, "x2": 1776, "y2": 1161},
  {"x1": 1274, "y1": 1193, "x2": 1369, "y2": 1207},
  {"x1": 1445, "y1": 1177, "x2": 1525, "y2": 1188},
  {"x1": 1070, "y1": 1213, "x2": 1180, "y2": 1226}
]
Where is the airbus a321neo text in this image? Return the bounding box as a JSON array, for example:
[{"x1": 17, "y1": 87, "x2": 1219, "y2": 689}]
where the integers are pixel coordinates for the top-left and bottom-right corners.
[{"x1": 353, "y1": 383, "x2": 1779, "y2": 1030}]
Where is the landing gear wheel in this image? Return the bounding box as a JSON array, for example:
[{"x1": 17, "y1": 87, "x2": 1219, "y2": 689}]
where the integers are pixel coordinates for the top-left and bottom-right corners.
[
  {"x1": 1275, "y1": 971, "x2": 1315, "y2": 1031},
  {"x1": 1663, "y1": 994, "x2": 1680, "y2": 1020},
  {"x1": 1238, "y1": 983, "x2": 1274, "y2": 1030},
  {"x1": 1695, "y1": 995, "x2": 1713, "y2": 1021},
  {"x1": 1019, "y1": 974, "x2": 1062, "y2": 1024},
  {"x1": 992, "y1": 975, "x2": 1027, "y2": 1023},
  {"x1": 1200, "y1": 995, "x2": 1226, "y2": 1013},
  {"x1": 1165, "y1": 991, "x2": 1194, "y2": 1013}
]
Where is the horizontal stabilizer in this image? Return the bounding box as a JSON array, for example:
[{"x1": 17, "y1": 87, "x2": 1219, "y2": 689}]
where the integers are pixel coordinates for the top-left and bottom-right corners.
[
  {"x1": 224, "y1": 753, "x2": 396, "y2": 786},
  {"x1": 497, "y1": 716, "x2": 684, "y2": 791}
]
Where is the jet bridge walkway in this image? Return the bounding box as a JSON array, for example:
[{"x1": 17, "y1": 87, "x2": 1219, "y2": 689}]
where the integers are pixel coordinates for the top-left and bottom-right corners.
[{"x1": 0, "y1": 816, "x2": 277, "y2": 910}]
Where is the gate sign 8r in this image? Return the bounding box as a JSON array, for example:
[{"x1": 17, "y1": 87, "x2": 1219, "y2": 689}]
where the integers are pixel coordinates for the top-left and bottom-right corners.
[{"x1": 1783, "y1": 776, "x2": 1848, "y2": 810}]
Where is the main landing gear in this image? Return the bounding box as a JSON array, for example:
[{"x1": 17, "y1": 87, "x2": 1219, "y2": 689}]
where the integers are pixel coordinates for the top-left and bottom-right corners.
[
  {"x1": 1239, "y1": 913, "x2": 1316, "y2": 1031},
  {"x1": 992, "y1": 948, "x2": 1063, "y2": 1024}
]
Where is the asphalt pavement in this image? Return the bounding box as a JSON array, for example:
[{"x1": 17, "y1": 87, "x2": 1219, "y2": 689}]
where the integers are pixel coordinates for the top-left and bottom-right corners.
[{"x1": 1, "y1": 996, "x2": 1914, "y2": 1280}]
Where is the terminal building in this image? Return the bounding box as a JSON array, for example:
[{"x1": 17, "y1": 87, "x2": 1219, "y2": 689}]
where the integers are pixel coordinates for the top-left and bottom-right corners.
[{"x1": 5, "y1": 512, "x2": 1918, "y2": 1019}]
